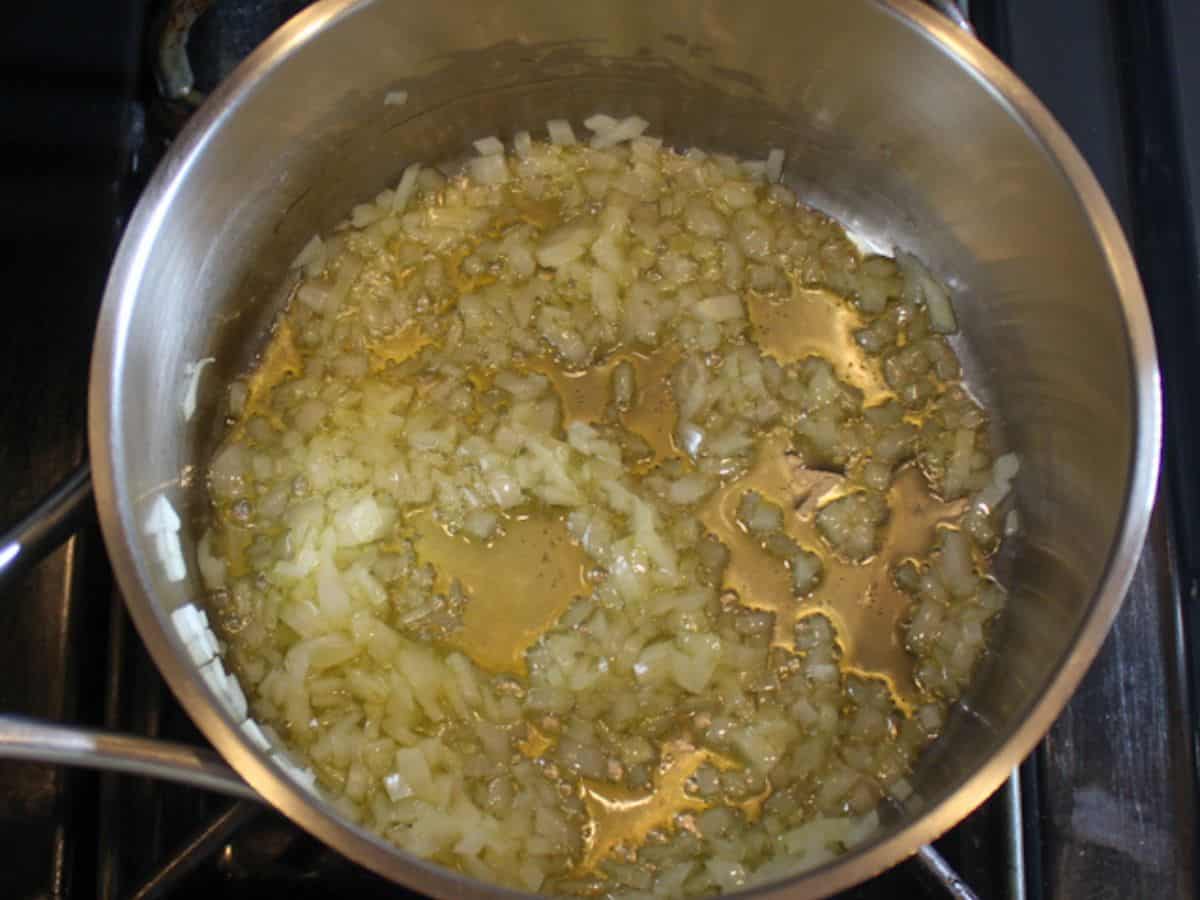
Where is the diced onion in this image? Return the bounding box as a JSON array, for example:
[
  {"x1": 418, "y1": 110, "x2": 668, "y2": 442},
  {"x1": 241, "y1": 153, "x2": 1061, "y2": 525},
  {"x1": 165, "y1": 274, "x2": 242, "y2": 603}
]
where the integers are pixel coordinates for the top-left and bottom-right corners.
[
  {"x1": 535, "y1": 224, "x2": 595, "y2": 268},
  {"x1": 513, "y1": 130, "x2": 533, "y2": 159},
  {"x1": 586, "y1": 114, "x2": 650, "y2": 149},
  {"x1": 546, "y1": 118, "x2": 577, "y2": 146},
  {"x1": 765, "y1": 148, "x2": 785, "y2": 183},
  {"x1": 199, "y1": 656, "x2": 248, "y2": 720},
  {"x1": 181, "y1": 357, "x2": 215, "y2": 421},
  {"x1": 473, "y1": 135, "x2": 505, "y2": 156},
  {"x1": 193, "y1": 119, "x2": 1008, "y2": 896},
  {"x1": 898, "y1": 250, "x2": 957, "y2": 333},
  {"x1": 392, "y1": 162, "x2": 422, "y2": 214},
  {"x1": 291, "y1": 234, "x2": 325, "y2": 270},
  {"x1": 583, "y1": 113, "x2": 618, "y2": 134},
  {"x1": 468, "y1": 153, "x2": 509, "y2": 185},
  {"x1": 693, "y1": 293, "x2": 744, "y2": 322}
]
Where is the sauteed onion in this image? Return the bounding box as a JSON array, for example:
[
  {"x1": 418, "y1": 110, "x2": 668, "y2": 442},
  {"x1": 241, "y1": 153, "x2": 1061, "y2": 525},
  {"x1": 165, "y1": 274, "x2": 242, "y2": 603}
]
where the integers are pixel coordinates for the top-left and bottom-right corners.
[{"x1": 197, "y1": 119, "x2": 1015, "y2": 896}]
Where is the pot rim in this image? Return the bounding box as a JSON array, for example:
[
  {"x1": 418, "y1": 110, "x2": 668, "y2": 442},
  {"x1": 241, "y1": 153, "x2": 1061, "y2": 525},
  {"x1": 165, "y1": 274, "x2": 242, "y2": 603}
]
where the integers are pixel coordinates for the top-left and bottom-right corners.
[{"x1": 88, "y1": 0, "x2": 1162, "y2": 896}]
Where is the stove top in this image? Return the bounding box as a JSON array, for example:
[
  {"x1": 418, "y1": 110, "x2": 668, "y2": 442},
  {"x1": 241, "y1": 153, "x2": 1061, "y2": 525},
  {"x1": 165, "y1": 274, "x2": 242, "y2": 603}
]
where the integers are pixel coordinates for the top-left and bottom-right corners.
[{"x1": 1, "y1": 1, "x2": 1196, "y2": 898}]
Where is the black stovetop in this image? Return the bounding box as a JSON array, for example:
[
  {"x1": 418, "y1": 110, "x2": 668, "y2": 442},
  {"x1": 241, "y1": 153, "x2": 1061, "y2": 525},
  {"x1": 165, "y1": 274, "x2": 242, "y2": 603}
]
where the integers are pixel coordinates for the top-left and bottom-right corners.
[{"x1": 1, "y1": 1, "x2": 1197, "y2": 898}]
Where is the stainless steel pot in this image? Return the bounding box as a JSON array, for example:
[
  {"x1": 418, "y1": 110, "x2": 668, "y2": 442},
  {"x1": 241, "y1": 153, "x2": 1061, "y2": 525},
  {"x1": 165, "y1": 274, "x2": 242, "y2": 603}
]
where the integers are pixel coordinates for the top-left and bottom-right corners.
[{"x1": 6, "y1": 0, "x2": 1163, "y2": 896}]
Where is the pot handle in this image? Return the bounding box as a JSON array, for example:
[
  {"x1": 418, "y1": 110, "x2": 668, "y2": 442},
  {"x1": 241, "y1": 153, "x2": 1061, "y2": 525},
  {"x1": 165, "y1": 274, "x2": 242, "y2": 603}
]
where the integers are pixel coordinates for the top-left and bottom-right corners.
[
  {"x1": 0, "y1": 712, "x2": 980, "y2": 897},
  {"x1": 925, "y1": 0, "x2": 975, "y2": 34},
  {"x1": 0, "y1": 713, "x2": 258, "y2": 801},
  {"x1": 0, "y1": 710, "x2": 983, "y2": 897},
  {"x1": 0, "y1": 463, "x2": 95, "y2": 594}
]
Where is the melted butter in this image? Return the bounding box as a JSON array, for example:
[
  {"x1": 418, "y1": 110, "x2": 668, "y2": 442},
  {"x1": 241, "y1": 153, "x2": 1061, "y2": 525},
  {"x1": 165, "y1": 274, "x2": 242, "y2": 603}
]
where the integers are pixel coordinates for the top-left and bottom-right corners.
[
  {"x1": 409, "y1": 511, "x2": 591, "y2": 676},
  {"x1": 234, "y1": 320, "x2": 303, "y2": 433},
  {"x1": 517, "y1": 722, "x2": 555, "y2": 759},
  {"x1": 220, "y1": 525, "x2": 252, "y2": 579},
  {"x1": 578, "y1": 740, "x2": 737, "y2": 874},
  {"x1": 217, "y1": 321, "x2": 304, "y2": 545},
  {"x1": 523, "y1": 345, "x2": 683, "y2": 467},
  {"x1": 366, "y1": 322, "x2": 433, "y2": 372},
  {"x1": 699, "y1": 433, "x2": 966, "y2": 710},
  {"x1": 491, "y1": 193, "x2": 563, "y2": 233},
  {"x1": 445, "y1": 243, "x2": 497, "y2": 296},
  {"x1": 390, "y1": 263, "x2": 418, "y2": 292},
  {"x1": 748, "y1": 285, "x2": 891, "y2": 404},
  {"x1": 620, "y1": 348, "x2": 684, "y2": 468},
  {"x1": 734, "y1": 776, "x2": 772, "y2": 824}
]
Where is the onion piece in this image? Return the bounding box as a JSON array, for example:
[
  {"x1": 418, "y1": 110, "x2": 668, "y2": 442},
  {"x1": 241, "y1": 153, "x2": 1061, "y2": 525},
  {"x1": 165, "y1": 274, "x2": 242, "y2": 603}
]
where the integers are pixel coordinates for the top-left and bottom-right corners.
[
  {"x1": 473, "y1": 136, "x2": 505, "y2": 156},
  {"x1": 994, "y1": 452, "x2": 1020, "y2": 482},
  {"x1": 546, "y1": 118, "x2": 577, "y2": 146},
  {"x1": 181, "y1": 356, "x2": 214, "y2": 421},
  {"x1": 766, "y1": 148, "x2": 785, "y2": 183},
  {"x1": 945, "y1": 427, "x2": 975, "y2": 497},
  {"x1": 583, "y1": 113, "x2": 618, "y2": 134},
  {"x1": 693, "y1": 293, "x2": 745, "y2": 322},
  {"x1": 290, "y1": 234, "x2": 324, "y2": 270},
  {"x1": 171, "y1": 603, "x2": 220, "y2": 667},
  {"x1": 468, "y1": 153, "x2": 509, "y2": 185},
  {"x1": 392, "y1": 162, "x2": 422, "y2": 213},
  {"x1": 587, "y1": 114, "x2": 650, "y2": 149},
  {"x1": 535, "y1": 224, "x2": 596, "y2": 268},
  {"x1": 193, "y1": 126, "x2": 1011, "y2": 889},
  {"x1": 199, "y1": 656, "x2": 248, "y2": 720},
  {"x1": 897, "y1": 250, "x2": 957, "y2": 333},
  {"x1": 144, "y1": 495, "x2": 186, "y2": 582},
  {"x1": 384, "y1": 771, "x2": 414, "y2": 801},
  {"x1": 143, "y1": 494, "x2": 181, "y2": 535}
]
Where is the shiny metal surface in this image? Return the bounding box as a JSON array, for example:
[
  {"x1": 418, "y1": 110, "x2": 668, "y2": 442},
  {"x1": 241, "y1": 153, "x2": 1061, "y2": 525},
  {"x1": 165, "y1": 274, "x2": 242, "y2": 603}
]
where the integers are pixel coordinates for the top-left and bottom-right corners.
[
  {"x1": 87, "y1": 0, "x2": 1160, "y2": 896},
  {"x1": 913, "y1": 845, "x2": 981, "y2": 900},
  {"x1": 0, "y1": 715, "x2": 257, "y2": 801},
  {"x1": 0, "y1": 463, "x2": 93, "y2": 595},
  {"x1": 926, "y1": 0, "x2": 973, "y2": 33},
  {"x1": 1001, "y1": 768, "x2": 1027, "y2": 900}
]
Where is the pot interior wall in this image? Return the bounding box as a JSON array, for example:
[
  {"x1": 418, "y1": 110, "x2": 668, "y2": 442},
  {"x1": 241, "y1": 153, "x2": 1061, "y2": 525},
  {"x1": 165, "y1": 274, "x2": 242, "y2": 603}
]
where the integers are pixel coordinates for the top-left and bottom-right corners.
[{"x1": 102, "y1": 0, "x2": 1138, "y2": 891}]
